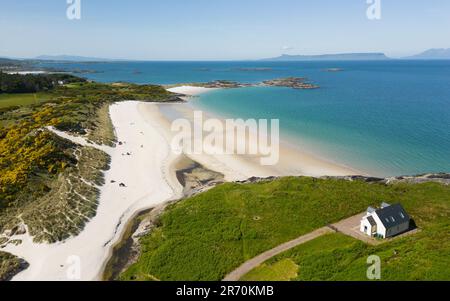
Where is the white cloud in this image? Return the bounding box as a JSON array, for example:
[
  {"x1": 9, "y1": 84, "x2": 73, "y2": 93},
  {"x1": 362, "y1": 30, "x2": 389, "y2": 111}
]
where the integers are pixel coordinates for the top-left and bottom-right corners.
[{"x1": 281, "y1": 45, "x2": 294, "y2": 51}]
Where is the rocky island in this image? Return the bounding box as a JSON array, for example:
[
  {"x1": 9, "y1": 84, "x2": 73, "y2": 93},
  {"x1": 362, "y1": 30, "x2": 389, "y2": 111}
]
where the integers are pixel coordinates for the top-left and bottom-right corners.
[
  {"x1": 167, "y1": 77, "x2": 320, "y2": 91},
  {"x1": 261, "y1": 77, "x2": 320, "y2": 89}
]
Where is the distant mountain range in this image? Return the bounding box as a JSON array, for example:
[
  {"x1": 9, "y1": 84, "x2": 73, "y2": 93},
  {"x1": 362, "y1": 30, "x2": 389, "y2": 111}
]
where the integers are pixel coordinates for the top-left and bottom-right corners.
[
  {"x1": 403, "y1": 48, "x2": 450, "y2": 60},
  {"x1": 3, "y1": 48, "x2": 450, "y2": 63},
  {"x1": 262, "y1": 53, "x2": 390, "y2": 61},
  {"x1": 34, "y1": 55, "x2": 115, "y2": 62},
  {"x1": 263, "y1": 49, "x2": 450, "y2": 61}
]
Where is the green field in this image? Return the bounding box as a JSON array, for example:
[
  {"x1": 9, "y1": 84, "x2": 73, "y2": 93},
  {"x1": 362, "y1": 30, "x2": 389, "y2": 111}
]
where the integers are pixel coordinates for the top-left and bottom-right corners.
[
  {"x1": 0, "y1": 93, "x2": 52, "y2": 108},
  {"x1": 241, "y1": 258, "x2": 299, "y2": 281},
  {"x1": 120, "y1": 177, "x2": 450, "y2": 281}
]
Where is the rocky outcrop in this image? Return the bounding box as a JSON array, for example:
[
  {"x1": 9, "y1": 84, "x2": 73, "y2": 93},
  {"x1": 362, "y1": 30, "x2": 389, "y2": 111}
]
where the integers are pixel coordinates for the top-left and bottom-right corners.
[
  {"x1": 171, "y1": 77, "x2": 320, "y2": 92},
  {"x1": 201, "y1": 80, "x2": 250, "y2": 89},
  {"x1": 234, "y1": 174, "x2": 450, "y2": 186},
  {"x1": 261, "y1": 77, "x2": 319, "y2": 89}
]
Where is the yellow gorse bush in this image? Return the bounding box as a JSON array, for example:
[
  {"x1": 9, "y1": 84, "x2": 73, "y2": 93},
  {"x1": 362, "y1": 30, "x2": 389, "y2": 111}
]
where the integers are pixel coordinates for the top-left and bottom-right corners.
[{"x1": 0, "y1": 106, "x2": 67, "y2": 205}]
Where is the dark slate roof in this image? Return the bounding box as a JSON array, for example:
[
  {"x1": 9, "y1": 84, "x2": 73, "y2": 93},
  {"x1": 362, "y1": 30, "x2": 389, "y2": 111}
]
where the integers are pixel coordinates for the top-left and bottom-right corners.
[
  {"x1": 375, "y1": 203, "x2": 410, "y2": 228},
  {"x1": 367, "y1": 215, "x2": 377, "y2": 227}
]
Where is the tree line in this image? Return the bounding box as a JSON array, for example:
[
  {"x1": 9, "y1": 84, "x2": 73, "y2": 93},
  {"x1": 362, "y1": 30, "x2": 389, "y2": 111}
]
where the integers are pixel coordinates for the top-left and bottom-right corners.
[{"x1": 0, "y1": 72, "x2": 85, "y2": 94}]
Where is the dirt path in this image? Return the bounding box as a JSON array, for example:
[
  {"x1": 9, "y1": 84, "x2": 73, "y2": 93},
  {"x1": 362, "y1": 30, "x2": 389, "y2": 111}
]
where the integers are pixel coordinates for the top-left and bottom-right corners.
[
  {"x1": 223, "y1": 227, "x2": 334, "y2": 281},
  {"x1": 223, "y1": 212, "x2": 392, "y2": 281}
]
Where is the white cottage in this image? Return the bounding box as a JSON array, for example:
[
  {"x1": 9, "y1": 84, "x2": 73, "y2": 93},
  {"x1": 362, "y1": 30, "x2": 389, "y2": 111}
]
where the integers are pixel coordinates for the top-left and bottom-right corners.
[{"x1": 360, "y1": 202, "x2": 410, "y2": 238}]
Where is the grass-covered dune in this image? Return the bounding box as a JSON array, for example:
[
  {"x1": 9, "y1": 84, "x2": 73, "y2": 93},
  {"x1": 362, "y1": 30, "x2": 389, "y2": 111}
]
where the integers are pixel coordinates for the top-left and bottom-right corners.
[
  {"x1": 120, "y1": 177, "x2": 450, "y2": 281},
  {"x1": 1, "y1": 77, "x2": 178, "y2": 242},
  {"x1": 0, "y1": 250, "x2": 27, "y2": 281}
]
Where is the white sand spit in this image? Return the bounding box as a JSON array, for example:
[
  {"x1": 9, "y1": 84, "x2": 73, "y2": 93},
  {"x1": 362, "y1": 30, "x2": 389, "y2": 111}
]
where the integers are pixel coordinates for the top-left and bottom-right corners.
[{"x1": 167, "y1": 85, "x2": 218, "y2": 96}]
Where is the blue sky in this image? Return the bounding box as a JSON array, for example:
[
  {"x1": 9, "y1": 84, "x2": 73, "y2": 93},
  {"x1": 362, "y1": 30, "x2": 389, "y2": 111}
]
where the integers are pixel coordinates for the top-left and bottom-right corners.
[{"x1": 0, "y1": 0, "x2": 449, "y2": 60}]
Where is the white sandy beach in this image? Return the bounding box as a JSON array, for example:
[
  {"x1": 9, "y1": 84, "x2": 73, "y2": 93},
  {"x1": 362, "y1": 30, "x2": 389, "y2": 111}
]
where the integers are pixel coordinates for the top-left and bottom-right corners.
[
  {"x1": 167, "y1": 85, "x2": 218, "y2": 96},
  {"x1": 4, "y1": 86, "x2": 358, "y2": 281},
  {"x1": 166, "y1": 86, "x2": 360, "y2": 179},
  {"x1": 5, "y1": 71, "x2": 47, "y2": 75}
]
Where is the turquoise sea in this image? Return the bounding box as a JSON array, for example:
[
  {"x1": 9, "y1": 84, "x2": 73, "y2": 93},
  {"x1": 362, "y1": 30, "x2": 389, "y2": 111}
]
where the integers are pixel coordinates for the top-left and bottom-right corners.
[{"x1": 40, "y1": 60, "x2": 450, "y2": 176}]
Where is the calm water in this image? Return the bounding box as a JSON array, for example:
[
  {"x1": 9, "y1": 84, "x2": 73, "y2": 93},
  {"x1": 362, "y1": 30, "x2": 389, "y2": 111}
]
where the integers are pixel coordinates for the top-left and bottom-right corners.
[{"x1": 41, "y1": 60, "x2": 450, "y2": 176}]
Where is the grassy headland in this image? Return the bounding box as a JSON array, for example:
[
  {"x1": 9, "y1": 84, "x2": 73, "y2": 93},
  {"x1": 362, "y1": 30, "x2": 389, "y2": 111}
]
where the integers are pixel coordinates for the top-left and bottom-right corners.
[{"x1": 120, "y1": 177, "x2": 449, "y2": 281}]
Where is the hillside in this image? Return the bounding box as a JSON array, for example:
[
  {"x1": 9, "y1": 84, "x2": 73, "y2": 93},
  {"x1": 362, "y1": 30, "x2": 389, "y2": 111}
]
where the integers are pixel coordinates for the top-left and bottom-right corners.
[
  {"x1": 35, "y1": 55, "x2": 115, "y2": 62},
  {"x1": 262, "y1": 53, "x2": 390, "y2": 61},
  {"x1": 404, "y1": 48, "x2": 450, "y2": 60},
  {"x1": 119, "y1": 176, "x2": 450, "y2": 281}
]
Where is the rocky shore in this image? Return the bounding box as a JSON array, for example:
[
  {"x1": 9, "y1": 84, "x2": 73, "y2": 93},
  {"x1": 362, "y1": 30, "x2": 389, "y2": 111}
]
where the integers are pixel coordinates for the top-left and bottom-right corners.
[{"x1": 236, "y1": 173, "x2": 450, "y2": 186}]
